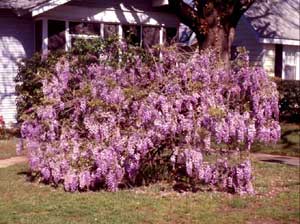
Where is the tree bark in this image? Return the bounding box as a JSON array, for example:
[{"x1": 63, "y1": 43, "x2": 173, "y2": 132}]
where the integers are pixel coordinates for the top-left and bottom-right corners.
[{"x1": 169, "y1": 0, "x2": 256, "y2": 68}]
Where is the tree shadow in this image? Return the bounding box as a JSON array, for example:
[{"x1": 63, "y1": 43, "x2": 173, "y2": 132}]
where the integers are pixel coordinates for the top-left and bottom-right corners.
[
  {"x1": 244, "y1": 0, "x2": 299, "y2": 40},
  {"x1": 281, "y1": 127, "x2": 300, "y2": 150},
  {"x1": 260, "y1": 159, "x2": 285, "y2": 164},
  {"x1": 17, "y1": 170, "x2": 37, "y2": 182},
  {"x1": 281, "y1": 181, "x2": 300, "y2": 187}
]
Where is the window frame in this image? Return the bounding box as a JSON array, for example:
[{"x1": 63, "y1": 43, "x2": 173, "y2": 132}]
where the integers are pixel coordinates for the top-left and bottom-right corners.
[{"x1": 34, "y1": 18, "x2": 178, "y2": 53}]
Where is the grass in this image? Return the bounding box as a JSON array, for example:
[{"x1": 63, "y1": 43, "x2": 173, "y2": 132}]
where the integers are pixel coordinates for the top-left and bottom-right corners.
[
  {"x1": 0, "y1": 123, "x2": 298, "y2": 223},
  {"x1": 252, "y1": 123, "x2": 300, "y2": 157},
  {"x1": 0, "y1": 138, "x2": 20, "y2": 160},
  {"x1": 0, "y1": 161, "x2": 299, "y2": 224}
]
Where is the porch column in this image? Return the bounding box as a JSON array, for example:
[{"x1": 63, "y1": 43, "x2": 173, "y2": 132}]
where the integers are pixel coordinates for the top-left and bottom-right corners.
[
  {"x1": 159, "y1": 24, "x2": 165, "y2": 45},
  {"x1": 42, "y1": 19, "x2": 48, "y2": 55},
  {"x1": 118, "y1": 24, "x2": 123, "y2": 41},
  {"x1": 65, "y1": 21, "x2": 71, "y2": 51},
  {"x1": 100, "y1": 23, "x2": 104, "y2": 38}
]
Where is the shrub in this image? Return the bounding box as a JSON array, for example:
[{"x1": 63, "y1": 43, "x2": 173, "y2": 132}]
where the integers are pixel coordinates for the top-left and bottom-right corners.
[
  {"x1": 15, "y1": 51, "x2": 67, "y2": 122},
  {"x1": 273, "y1": 79, "x2": 300, "y2": 123},
  {"x1": 15, "y1": 38, "x2": 155, "y2": 123},
  {"x1": 0, "y1": 115, "x2": 5, "y2": 139},
  {"x1": 18, "y1": 47, "x2": 280, "y2": 194}
]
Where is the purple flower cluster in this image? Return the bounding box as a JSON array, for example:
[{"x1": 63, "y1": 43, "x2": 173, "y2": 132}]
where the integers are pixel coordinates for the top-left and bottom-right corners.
[{"x1": 19, "y1": 48, "x2": 280, "y2": 193}]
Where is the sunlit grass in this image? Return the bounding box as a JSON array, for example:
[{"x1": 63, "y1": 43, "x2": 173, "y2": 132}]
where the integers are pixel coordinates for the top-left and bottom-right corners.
[
  {"x1": 252, "y1": 123, "x2": 300, "y2": 157},
  {"x1": 0, "y1": 161, "x2": 299, "y2": 224},
  {"x1": 0, "y1": 138, "x2": 19, "y2": 159}
]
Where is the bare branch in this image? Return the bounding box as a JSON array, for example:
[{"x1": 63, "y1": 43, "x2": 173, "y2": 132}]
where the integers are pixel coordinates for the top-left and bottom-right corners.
[
  {"x1": 230, "y1": 0, "x2": 256, "y2": 27},
  {"x1": 169, "y1": 0, "x2": 200, "y2": 31}
]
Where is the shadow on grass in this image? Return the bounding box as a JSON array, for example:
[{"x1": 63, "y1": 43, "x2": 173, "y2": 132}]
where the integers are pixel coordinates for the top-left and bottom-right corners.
[
  {"x1": 260, "y1": 159, "x2": 285, "y2": 164},
  {"x1": 281, "y1": 128, "x2": 300, "y2": 147},
  {"x1": 252, "y1": 123, "x2": 300, "y2": 157},
  {"x1": 17, "y1": 171, "x2": 37, "y2": 182},
  {"x1": 281, "y1": 181, "x2": 300, "y2": 187}
]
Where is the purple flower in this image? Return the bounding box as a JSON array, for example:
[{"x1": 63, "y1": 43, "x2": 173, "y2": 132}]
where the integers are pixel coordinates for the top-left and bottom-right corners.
[
  {"x1": 79, "y1": 171, "x2": 91, "y2": 190},
  {"x1": 64, "y1": 171, "x2": 79, "y2": 192},
  {"x1": 20, "y1": 47, "x2": 279, "y2": 194}
]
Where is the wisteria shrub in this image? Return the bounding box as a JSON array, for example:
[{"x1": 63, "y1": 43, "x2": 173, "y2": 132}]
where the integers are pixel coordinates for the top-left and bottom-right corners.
[
  {"x1": 15, "y1": 37, "x2": 153, "y2": 123},
  {"x1": 18, "y1": 46, "x2": 280, "y2": 194}
]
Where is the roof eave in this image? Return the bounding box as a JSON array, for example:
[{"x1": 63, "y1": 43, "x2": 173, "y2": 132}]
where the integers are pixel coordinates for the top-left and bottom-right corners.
[
  {"x1": 259, "y1": 38, "x2": 300, "y2": 46},
  {"x1": 152, "y1": 0, "x2": 169, "y2": 7},
  {"x1": 30, "y1": 0, "x2": 72, "y2": 17},
  {"x1": 31, "y1": 0, "x2": 170, "y2": 17}
]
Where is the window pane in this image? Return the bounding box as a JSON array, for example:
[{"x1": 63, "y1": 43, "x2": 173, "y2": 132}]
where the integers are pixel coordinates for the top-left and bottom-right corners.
[
  {"x1": 142, "y1": 26, "x2": 160, "y2": 48},
  {"x1": 104, "y1": 24, "x2": 118, "y2": 39},
  {"x1": 35, "y1": 20, "x2": 43, "y2": 52},
  {"x1": 165, "y1": 27, "x2": 178, "y2": 45},
  {"x1": 69, "y1": 22, "x2": 100, "y2": 35},
  {"x1": 122, "y1": 25, "x2": 141, "y2": 46},
  {"x1": 48, "y1": 20, "x2": 66, "y2": 51},
  {"x1": 284, "y1": 65, "x2": 296, "y2": 80}
]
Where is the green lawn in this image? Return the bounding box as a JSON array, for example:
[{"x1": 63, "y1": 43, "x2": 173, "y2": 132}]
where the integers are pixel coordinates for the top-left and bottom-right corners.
[
  {"x1": 0, "y1": 138, "x2": 19, "y2": 160},
  {"x1": 0, "y1": 161, "x2": 299, "y2": 224},
  {"x1": 252, "y1": 123, "x2": 300, "y2": 157}
]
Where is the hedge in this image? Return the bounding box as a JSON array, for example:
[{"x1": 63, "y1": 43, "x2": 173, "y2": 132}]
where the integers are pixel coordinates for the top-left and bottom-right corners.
[{"x1": 274, "y1": 79, "x2": 300, "y2": 123}]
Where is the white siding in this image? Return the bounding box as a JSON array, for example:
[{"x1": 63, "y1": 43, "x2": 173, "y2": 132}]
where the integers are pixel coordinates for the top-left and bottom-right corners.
[{"x1": 0, "y1": 10, "x2": 34, "y2": 126}]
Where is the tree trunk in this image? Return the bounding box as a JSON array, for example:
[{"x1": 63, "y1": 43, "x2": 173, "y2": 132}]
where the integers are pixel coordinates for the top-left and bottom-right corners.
[
  {"x1": 192, "y1": 4, "x2": 236, "y2": 69},
  {"x1": 195, "y1": 25, "x2": 234, "y2": 69},
  {"x1": 169, "y1": 0, "x2": 256, "y2": 69}
]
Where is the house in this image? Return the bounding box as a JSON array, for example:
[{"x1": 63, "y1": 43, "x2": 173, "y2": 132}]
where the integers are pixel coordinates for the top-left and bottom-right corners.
[
  {"x1": 233, "y1": 0, "x2": 300, "y2": 80},
  {"x1": 162, "y1": 0, "x2": 300, "y2": 80},
  {"x1": 0, "y1": 0, "x2": 179, "y2": 126},
  {"x1": 174, "y1": 0, "x2": 300, "y2": 80},
  {"x1": 1, "y1": 0, "x2": 299, "y2": 126}
]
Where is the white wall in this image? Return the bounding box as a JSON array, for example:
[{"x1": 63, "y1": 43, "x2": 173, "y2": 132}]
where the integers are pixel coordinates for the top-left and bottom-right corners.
[
  {"x1": 282, "y1": 45, "x2": 300, "y2": 80},
  {"x1": 261, "y1": 44, "x2": 300, "y2": 80},
  {"x1": 234, "y1": 16, "x2": 300, "y2": 80},
  {"x1": 0, "y1": 11, "x2": 34, "y2": 126}
]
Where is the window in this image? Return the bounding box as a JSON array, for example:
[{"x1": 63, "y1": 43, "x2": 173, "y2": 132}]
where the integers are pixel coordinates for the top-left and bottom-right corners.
[
  {"x1": 122, "y1": 24, "x2": 141, "y2": 46},
  {"x1": 142, "y1": 26, "x2": 160, "y2": 48},
  {"x1": 69, "y1": 22, "x2": 101, "y2": 48},
  {"x1": 69, "y1": 22, "x2": 100, "y2": 35},
  {"x1": 48, "y1": 20, "x2": 66, "y2": 51},
  {"x1": 36, "y1": 19, "x2": 178, "y2": 54},
  {"x1": 104, "y1": 24, "x2": 118, "y2": 39},
  {"x1": 35, "y1": 20, "x2": 43, "y2": 52},
  {"x1": 283, "y1": 46, "x2": 299, "y2": 80},
  {"x1": 284, "y1": 65, "x2": 296, "y2": 80},
  {"x1": 165, "y1": 27, "x2": 178, "y2": 46}
]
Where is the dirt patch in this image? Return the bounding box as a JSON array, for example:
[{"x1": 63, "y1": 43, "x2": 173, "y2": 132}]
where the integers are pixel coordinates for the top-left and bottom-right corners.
[
  {"x1": 252, "y1": 153, "x2": 300, "y2": 166},
  {"x1": 0, "y1": 156, "x2": 27, "y2": 168}
]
